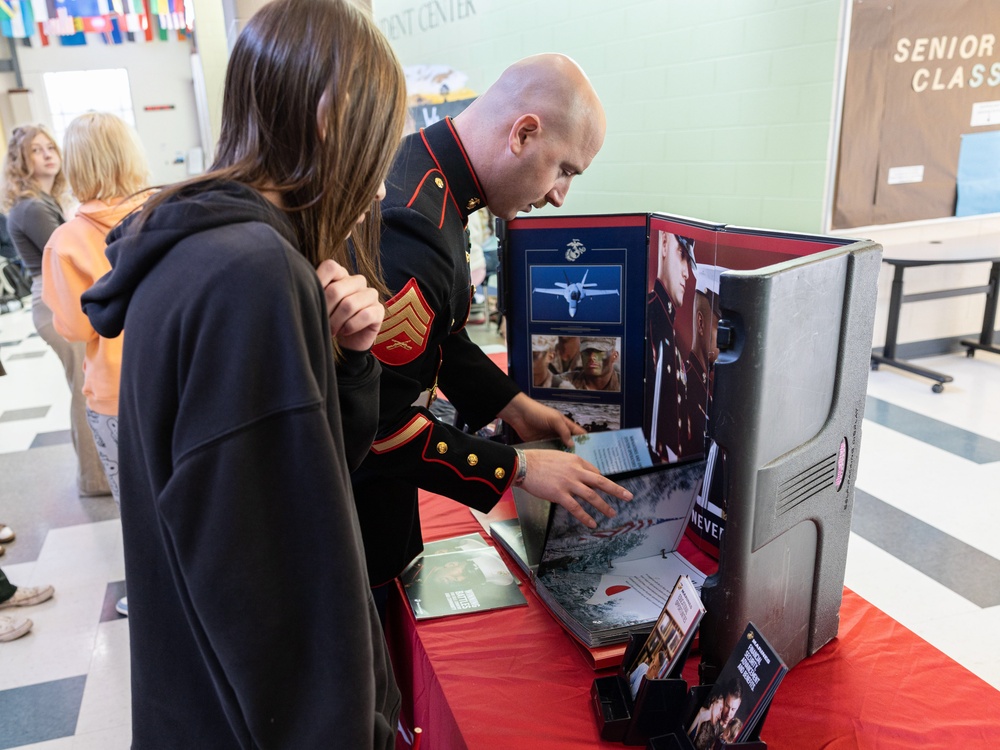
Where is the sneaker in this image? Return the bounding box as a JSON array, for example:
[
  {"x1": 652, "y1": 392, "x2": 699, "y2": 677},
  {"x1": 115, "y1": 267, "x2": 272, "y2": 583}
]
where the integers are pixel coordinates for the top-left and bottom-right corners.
[
  {"x1": 115, "y1": 597, "x2": 128, "y2": 617},
  {"x1": 0, "y1": 524, "x2": 13, "y2": 543},
  {"x1": 0, "y1": 584, "x2": 55, "y2": 609},
  {"x1": 0, "y1": 614, "x2": 32, "y2": 642}
]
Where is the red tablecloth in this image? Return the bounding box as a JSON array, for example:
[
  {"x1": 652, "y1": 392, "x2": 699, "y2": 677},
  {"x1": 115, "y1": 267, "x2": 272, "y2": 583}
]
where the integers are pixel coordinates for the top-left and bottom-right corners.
[{"x1": 386, "y1": 492, "x2": 1000, "y2": 750}]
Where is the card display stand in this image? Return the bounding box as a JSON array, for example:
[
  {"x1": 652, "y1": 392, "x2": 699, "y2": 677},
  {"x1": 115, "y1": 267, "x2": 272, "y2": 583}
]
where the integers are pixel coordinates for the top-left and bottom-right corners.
[
  {"x1": 644, "y1": 686, "x2": 768, "y2": 750},
  {"x1": 591, "y1": 631, "x2": 692, "y2": 745},
  {"x1": 591, "y1": 633, "x2": 773, "y2": 748}
]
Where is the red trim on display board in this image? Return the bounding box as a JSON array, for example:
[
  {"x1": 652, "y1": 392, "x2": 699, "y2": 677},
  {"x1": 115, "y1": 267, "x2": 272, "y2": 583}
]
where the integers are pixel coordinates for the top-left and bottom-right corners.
[{"x1": 508, "y1": 214, "x2": 648, "y2": 230}]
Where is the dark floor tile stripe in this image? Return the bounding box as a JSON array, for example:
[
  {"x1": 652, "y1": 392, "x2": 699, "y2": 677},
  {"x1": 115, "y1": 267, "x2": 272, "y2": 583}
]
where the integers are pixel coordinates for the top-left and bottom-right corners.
[
  {"x1": 29, "y1": 430, "x2": 72, "y2": 449},
  {"x1": 0, "y1": 675, "x2": 86, "y2": 749},
  {"x1": 101, "y1": 580, "x2": 128, "y2": 623},
  {"x1": 852, "y1": 489, "x2": 1000, "y2": 608},
  {"x1": 864, "y1": 396, "x2": 1000, "y2": 464},
  {"x1": 0, "y1": 406, "x2": 50, "y2": 423}
]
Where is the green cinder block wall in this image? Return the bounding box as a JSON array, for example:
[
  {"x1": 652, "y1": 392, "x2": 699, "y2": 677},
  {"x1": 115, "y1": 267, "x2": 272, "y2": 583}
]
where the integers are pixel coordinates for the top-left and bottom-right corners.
[{"x1": 374, "y1": 0, "x2": 844, "y2": 233}]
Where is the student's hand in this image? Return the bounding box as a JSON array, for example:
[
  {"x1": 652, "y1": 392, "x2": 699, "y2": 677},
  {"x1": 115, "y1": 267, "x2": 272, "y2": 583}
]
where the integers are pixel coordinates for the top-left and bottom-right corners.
[
  {"x1": 497, "y1": 392, "x2": 584, "y2": 447},
  {"x1": 316, "y1": 260, "x2": 384, "y2": 352},
  {"x1": 520, "y1": 449, "x2": 632, "y2": 529}
]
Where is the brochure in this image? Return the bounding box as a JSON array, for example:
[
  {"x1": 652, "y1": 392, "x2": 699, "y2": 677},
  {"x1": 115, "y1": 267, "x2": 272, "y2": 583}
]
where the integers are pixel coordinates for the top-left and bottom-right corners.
[{"x1": 400, "y1": 540, "x2": 527, "y2": 620}]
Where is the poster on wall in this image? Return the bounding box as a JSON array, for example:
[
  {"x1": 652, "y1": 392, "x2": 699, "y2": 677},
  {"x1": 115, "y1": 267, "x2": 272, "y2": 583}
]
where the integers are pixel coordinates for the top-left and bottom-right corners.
[
  {"x1": 403, "y1": 64, "x2": 477, "y2": 133},
  {"x1": 833, "y1": 0, "x2": 1000, "y2": 228}
]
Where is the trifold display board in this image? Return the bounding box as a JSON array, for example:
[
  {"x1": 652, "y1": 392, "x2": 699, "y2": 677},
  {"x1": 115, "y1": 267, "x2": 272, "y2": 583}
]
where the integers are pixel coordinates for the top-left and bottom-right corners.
[{"x1": 497, "y1": 213, "x2": 882, "y2": 670}]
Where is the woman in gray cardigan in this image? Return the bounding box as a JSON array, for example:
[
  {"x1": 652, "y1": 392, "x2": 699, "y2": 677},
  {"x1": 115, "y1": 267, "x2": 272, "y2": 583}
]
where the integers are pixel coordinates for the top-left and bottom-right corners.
[{"x1": 3, "y1": 124, "x2": 108, "y2": 496}]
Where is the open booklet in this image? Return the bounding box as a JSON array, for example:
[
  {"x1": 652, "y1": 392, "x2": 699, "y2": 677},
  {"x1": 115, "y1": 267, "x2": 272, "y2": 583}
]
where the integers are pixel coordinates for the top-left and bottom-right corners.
[
  {"x1": 493, "y1": 427, "x2": 660, "y2": 578},
  {"x1": 498, "y1": 429, "x2": 707, "y2": 648},
  {"x1": 399, "y1": 533, "x2": 527, "y2": 620}
]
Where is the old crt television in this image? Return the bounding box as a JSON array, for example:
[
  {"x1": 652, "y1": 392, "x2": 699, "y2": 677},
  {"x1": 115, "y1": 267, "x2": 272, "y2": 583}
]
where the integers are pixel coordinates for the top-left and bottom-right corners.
[{"x1": 498, "y1": 214, "x2": 882, "y2": 670}]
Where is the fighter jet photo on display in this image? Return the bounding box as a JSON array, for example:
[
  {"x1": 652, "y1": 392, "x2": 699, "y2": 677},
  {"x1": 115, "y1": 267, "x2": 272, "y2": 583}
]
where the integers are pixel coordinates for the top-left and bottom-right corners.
[{"x1": 532, "y1": 269, "x2": 620, "y2": 318}]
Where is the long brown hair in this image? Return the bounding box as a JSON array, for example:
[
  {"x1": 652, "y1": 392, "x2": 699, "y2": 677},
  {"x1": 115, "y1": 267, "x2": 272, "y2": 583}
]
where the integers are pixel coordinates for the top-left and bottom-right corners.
[
  {"x1": 138, "y1": 0, "x2": 406, "y2": 294},
  {"x1": 1, "y1": 124, "x2": 69, "y2": 212}
]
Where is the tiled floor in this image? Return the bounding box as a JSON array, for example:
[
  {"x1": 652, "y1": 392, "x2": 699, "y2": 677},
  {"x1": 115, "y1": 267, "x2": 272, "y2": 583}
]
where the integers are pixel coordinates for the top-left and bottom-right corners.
[{"x1": 1, "y1": 303, "x2": 999, "y2": 749}]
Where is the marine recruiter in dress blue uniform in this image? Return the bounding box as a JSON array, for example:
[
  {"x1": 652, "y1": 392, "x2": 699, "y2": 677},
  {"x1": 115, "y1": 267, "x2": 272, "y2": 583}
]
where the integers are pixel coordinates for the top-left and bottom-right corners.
[
  {"x1": 353, "y1": 54, "x2": 633, "y2": 596},
  {"x1": 352, "y1": 118, "x2": 521, "y2": 587}
]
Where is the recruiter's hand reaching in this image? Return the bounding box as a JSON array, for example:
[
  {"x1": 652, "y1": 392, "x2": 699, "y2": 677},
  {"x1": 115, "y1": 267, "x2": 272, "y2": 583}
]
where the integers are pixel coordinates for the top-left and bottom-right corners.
[
  {"x1": 497, "y1": 392, "x2": 583, "y2": 447},
  {"x1": 316, "y1": 259, "x2": 384, "y2": 352},
  {"x1": 520, "y1": 449, "x2": 633, "y2": 529}
]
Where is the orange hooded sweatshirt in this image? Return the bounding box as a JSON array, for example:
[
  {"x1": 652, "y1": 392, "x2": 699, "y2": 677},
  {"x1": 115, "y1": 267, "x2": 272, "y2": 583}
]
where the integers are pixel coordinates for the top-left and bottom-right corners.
[{"x1": 42, "y1": 194, "x2": 148, "y2": 415}]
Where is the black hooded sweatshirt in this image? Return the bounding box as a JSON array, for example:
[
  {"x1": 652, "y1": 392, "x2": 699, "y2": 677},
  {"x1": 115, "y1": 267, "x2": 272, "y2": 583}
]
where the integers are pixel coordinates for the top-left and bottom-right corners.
[{"x1": 82, "y1": 181, "x2": 400, "y2": 749}]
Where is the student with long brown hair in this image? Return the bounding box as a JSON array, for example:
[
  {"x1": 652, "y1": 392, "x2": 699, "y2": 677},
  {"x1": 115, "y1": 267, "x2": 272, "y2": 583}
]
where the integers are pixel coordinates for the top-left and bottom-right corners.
[
  {"x1": 3, "y1": 124, "x2": 110, "y2": 497},
  {"x1": 81, "y1": 0, "x2": 405, "y2": 745}
]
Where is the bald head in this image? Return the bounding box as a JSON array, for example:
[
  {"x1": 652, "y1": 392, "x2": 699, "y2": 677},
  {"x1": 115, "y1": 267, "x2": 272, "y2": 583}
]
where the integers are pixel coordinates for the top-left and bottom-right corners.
[{"x1": 454, "y1": 54, "x2": 606, "y2": 220}]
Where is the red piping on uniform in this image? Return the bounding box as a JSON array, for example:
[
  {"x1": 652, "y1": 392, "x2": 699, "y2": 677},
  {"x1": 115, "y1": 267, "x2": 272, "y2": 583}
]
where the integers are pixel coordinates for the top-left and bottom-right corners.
[
  {"x1": 420, "y1": 128, "x2": 463, "y2": 223},
  {"x1": 406, "y1": 170, "x2": 439, "y2": 209},
  {"x1": 419, "y1": 430, "x2": 505, "y2": 494}
]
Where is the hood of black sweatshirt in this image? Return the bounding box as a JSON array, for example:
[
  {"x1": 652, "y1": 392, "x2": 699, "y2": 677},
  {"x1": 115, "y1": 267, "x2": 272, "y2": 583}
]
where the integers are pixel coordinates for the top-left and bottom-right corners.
[{"x1": 82, "y1": 180, "x2": 297, "y2": 339}]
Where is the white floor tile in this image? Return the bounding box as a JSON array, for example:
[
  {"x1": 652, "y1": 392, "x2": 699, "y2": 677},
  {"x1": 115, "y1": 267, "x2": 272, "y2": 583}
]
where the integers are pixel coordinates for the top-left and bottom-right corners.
[
  {"x1": 856, "y1": 424, "x2": 1000, "y2": 558},
  {"x1": 74, "y1": 620, "x2": 131, "y2": 736},
  {"x1": 70, "y1": 725, "x2": 132, "y2": 750},
  {"x1": 31, "y1": 522, "x2": 126, "y2": 587}
]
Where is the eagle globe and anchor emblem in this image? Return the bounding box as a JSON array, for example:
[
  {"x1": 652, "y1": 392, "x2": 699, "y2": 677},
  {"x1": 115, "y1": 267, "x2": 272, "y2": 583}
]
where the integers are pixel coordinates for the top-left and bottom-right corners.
[{"x1": 564, "y1": 238, "x2": 587, "y2": 261}]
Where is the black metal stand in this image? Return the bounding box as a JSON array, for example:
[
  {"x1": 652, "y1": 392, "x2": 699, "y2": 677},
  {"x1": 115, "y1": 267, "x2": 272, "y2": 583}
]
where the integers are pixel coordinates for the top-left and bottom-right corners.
[
  {"x1": 960, "y1": 259, "x2": 1000, "y2": 360},
  {"x1": 645, "y1": 685, "x2": 768, "y2": 750},
  {"x1": 592, "y1": 631, "x2": 693, "y2": 745},
  {"x1": 591, "y1": 633, "x2": 771, "y2": 749},
  {"x1": 870, "y1": 257, "x2": 1000, "y2": 393}
]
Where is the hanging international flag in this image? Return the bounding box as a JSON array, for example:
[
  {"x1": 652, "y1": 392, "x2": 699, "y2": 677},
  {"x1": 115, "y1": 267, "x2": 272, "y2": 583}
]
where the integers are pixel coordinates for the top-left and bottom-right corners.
[
  {"x1": 1, "y1": 0, "x2": 34, "y2": 38},
  {"x1": 58, "y1": 23, "x2": 85, "y2": 44},
  {"x1": 29, "y1": 0, "x2": 46, "y2": 22},
  {"x1": 54, "y1": 0, "x2": 101, "y2": 17},
  {"x1": 99, "y1": 13, "x2": 121, "y2": 43}
]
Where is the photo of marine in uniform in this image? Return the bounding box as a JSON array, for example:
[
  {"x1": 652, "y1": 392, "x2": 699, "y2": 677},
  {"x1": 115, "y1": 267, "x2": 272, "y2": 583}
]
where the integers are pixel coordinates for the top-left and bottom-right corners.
[{"x1": 643, "y1": 229, "x2": 712, "y2": 464}]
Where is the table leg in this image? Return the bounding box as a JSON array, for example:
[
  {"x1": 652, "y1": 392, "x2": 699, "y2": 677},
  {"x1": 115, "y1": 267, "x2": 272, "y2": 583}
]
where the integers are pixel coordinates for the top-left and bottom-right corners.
[
  {"x1": 883, "y1": 265, "x2": 904, "y2": 360},
  {"x1": 871, "y1": 264, "x2": 954, "y2": 392},
  {"x1": 960, "y1": 261, "x2": 1000, "y2": 357}
]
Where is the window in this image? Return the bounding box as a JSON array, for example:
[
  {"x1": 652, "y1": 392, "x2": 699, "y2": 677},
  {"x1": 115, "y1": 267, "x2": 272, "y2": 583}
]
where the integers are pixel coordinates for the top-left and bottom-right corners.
[{"x1": 42, "y1": 68, "x2": 136, "y2": 144}]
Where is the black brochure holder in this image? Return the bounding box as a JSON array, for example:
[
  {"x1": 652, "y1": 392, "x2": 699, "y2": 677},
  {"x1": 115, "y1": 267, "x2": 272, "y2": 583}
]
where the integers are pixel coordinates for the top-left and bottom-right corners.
[
  {"x1": 591, "y1": 630, "x2": 692, "y2": 745},
  {"x1": 591, "y1": 635, "x2": 772, "y2": 750},
  {"x1": 645, "y1": 685, "x2": 769, "y2": 750}
]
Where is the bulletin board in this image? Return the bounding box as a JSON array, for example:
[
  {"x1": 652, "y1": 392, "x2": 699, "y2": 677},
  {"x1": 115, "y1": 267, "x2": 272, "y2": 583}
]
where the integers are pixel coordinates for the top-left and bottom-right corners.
[{"x1": 831, "y1": 0, "x2": 1000, "y2": 228}]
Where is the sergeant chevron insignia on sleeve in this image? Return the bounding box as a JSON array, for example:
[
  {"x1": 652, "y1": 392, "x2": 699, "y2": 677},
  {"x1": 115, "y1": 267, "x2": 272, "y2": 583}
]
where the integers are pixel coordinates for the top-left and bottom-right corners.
[
  {"x1": 371, "y1": 414, "x2": 433, "y2": 454},
  {"x1": 372, "y1": 278, "x2": 435, "y2": 365}
]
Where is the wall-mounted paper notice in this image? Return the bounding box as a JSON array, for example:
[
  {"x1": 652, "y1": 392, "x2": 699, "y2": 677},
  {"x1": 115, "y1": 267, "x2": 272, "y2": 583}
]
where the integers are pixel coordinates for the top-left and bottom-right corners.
[
  {"x1": 971, "y1": 101, "x2": 1000, "y2": 127},
  {"x1": 886, "y1": 165, "x2": 924, "y2": 185}
]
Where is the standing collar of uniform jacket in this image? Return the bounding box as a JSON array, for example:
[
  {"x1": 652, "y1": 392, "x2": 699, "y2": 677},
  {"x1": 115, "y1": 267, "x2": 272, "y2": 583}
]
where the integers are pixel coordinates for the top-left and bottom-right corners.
[
  {"x1": 419, "y1": 118, "x2": 486, "y2": 226},
  {"x1": 651, "y1": 277, "x2": 677, "y2": 323}
]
